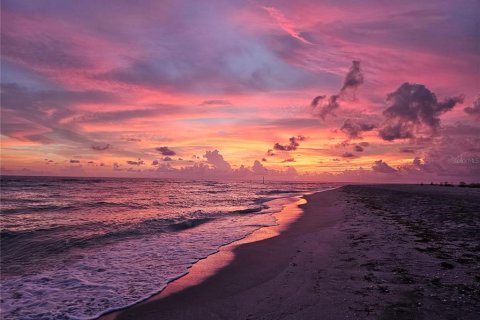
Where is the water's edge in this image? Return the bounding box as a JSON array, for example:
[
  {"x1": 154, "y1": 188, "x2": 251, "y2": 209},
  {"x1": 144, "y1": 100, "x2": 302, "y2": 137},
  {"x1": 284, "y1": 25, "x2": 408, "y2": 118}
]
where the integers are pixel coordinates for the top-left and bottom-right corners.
[{"x1": 98, "y1": 187, "x2": 339, "y2": 320}]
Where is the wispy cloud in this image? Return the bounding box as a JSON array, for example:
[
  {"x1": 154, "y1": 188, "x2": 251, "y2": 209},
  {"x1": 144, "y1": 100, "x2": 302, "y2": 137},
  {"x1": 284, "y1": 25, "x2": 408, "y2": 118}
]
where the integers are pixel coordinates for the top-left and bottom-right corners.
[{"x1": 262, "y1": 6, "x2": 312, "y2": 44}]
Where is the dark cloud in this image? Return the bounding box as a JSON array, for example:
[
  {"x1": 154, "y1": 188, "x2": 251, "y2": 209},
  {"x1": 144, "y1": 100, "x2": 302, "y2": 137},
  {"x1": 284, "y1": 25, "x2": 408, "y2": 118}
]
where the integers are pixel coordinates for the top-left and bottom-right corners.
[
  {"x1": 273, "y1": 135, "x2": 306, "y2": 151},
  {"x1": 311, "y1": 61, "x2": 365, "y2": 120},
  {"x1": 372, "y1": 160, "x2": 397, "y2": 173},
  {"x1": 91, "y1": 143, "x2": 110, "y2": 151},
  {"x1": 354, "y1": 145, "x2": 364, "y2": 152},
  {"x1": 70, "y1": 159, "x2": 80, "y2": 163},
  {"x1": 342, "y1": 152, "x2": 355, "y2": 158},
  {"x1": 413, "y1": 157, "x2": 423, "y2": 167},
  {"x1": 126, "y1": 160, "x2": 144, "y2": 166},
  {"x1": 398, "y1": 157, "x2": 436, "y2": 174},
  {"x1": 261, "y1": 158, "x2": 267, "y2": 162},
  {"x1": 337, "y1": 140, "x2": 350, "y2": 148},
  {"x1": 379, "y1": 123, "x2": 414, "y2": 141},
  {"x1": 379, "y1": 83, "x2": 464, "y2": 141},
  {"x1": 162, "y1": 156, "x2": 173, "y2": 161},
  {"x1": 266, "y1": 149, "x2": 275, "y2": 156},
  {"x1": 152, "y1": 160, "x2": 159, "y2": 166},
  {"x1": 464, "y1": 97, "x2": 480, "y2": 119},
  {"x1": 340, "y1": 60, "x2": 364, "y2": 93},
  {"x1": 282, "y1": 158, "x2": 295, "y2": 163},
  {"x1": 273, "y1": 143, "x2": 288, "y2": 151},
  {"x1": 310, "y1": 95, "x2": 326, "y2": 108},
  {"x1": 156, "y1": 146, "x2": 176, "y2": 156},
  {"x1": 340, "y1": 119, "x2": 376, "y2": 139},
  {"x1": 312, "y1": 94, "x2": 340, "y2": 120}
]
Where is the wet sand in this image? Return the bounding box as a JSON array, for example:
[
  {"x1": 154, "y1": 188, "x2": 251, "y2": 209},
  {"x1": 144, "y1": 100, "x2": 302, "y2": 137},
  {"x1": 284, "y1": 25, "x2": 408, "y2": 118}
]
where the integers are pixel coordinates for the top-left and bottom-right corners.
[{"x1": 106, "y1": 185, "x2": 480, "y2": 320}]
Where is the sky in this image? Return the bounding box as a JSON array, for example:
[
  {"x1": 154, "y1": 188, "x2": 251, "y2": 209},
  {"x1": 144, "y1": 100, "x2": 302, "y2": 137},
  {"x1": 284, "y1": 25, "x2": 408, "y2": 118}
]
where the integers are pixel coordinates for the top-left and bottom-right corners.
[{"x1": 1, "y1": 0, "x2": 479, "y2": 182}]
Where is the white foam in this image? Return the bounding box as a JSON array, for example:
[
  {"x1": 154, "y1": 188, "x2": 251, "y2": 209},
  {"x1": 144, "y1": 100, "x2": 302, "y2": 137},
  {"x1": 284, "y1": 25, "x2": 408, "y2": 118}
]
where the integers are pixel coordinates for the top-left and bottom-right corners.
[{"x1": 1, "y1": 212, "x2": 278, "y2": 319}]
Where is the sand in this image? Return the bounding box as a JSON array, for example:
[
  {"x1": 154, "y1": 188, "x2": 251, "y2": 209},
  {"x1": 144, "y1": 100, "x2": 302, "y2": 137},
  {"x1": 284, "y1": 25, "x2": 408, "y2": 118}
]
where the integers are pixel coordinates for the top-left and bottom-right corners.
[{"x1": 104, "y1": 185, "x2": 480, "y2": 320}]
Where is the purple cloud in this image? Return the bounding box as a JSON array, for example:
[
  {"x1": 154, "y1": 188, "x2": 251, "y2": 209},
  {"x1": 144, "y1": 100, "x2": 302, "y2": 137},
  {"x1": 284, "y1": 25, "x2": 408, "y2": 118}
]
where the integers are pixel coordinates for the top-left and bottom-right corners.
[
  {"x1": 273, "y1": 135, "x2": 306, "y2": 151},
  {"x1": 310, "y1": 95, "x2": 326, "y2": 108},
  {"x1": 340, "y1": 60, "x2": 364, "y2": 94},
  {"x1": 91, "y1": 143, "x2": 110, "y2": 151},
  {"x1": 379, "y1": 83, "x2": 464, "y2": 141},
  {"x1": 340, "y1": 119, "x2": 376, "y2": 139},
  {"x1": 372, "y1": 160, "x2": 397, "y2": 173},
  {"x1": 252, "y1": 160, "x2": 268, "y2": 174},
  {"x1": 126, "y1": 160, "x2": 144, "y2": 166},
  {"x1": 312, "y1": 94, "x2": 340, "y2": 120},
  {"x1": 311, "y1": 61, "x2": 365, "y2": 120},
  {"x1": 354, "y1": 145, "x2": 364, "y2": 152},
  {"x1": 156, "y1": 146, "x2": 176, "y2": 156},
  {"x1": 204, "y1": 150, "x2": 231, "y2": 171},
  {"x1": 342, "y1": 152, "x2": 355, "y2": 158},
  {"x1": 464, "y1": 97, "x2": 480, "y2": 119}
]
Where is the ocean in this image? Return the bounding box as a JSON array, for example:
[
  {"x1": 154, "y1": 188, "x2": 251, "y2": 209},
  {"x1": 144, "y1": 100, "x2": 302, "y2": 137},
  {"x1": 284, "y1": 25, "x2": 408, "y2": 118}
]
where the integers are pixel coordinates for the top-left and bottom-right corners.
[{"x1": 0, "y1": 176, "x2": 336, "y2": 319}]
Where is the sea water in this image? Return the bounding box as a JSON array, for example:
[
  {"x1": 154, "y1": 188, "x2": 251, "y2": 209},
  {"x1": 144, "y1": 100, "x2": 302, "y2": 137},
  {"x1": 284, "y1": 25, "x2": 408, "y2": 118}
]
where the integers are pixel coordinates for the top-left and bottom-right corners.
[{"x1": 0, "y1": 176, "x2": 335, "y2": 319}]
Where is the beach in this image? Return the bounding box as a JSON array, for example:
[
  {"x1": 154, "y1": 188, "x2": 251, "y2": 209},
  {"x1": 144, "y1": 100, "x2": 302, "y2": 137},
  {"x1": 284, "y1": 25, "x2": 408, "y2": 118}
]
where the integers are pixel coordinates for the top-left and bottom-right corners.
[{"x1": 107, "y1": 185, "x2": 480, "y2": 320}]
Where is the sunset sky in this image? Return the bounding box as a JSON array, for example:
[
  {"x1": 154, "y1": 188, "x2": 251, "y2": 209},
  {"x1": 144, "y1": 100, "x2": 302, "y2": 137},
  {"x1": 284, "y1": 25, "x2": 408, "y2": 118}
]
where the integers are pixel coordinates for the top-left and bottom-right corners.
[{"x1": 1, "y1": 0, "x2": 479, "y2": 181}]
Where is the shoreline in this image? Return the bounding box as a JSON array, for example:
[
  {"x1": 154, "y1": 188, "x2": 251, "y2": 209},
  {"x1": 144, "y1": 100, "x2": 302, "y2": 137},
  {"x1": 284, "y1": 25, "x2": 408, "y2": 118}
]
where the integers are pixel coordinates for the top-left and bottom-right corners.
[
  {"x1": 99, "y1": 188, "x2": 338, "y2": 320},
  {"x1": 102, "y1": 184, "x2": 480, "y2": 319},
  {"x1": 103, "y1": 187, "x2": 346, "y2": 320}
]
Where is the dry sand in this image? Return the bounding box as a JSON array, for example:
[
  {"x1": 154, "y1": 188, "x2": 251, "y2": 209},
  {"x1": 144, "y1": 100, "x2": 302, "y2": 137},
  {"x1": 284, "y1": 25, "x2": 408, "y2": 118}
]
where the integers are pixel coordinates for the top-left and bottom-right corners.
[{"x1": 105, "y1": 185, "x2": 480, "y2": 320}]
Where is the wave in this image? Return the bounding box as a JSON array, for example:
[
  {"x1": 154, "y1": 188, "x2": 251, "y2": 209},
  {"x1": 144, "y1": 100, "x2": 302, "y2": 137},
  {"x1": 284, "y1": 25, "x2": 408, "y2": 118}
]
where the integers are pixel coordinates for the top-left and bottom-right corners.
[
  {"x1": 86, "y1": 201, "x2": 148, "y2": 209},
  {"x1": 1, "y1": 205, "x2": 76, "y2": 215},
  {"x1": 1, "y1": 205, "x2": 271, "y2": 259},
  {"x1": 168, "y1": 217, "x2": 214, "y2": 231},
  {"x1": 231, "y1": 206, "x2": 267, "y2": 214},
  {"x1": 1, "y1": 201, "x2": 148, "y2": 215},
  {"x1": 205, "y1": 190, "x2": 225, "y2": 194},
  {"x1": 258, "y1": 189, "x2": 300, "y2": 195},
  {"x1": 59, "y1": 178, "x2": 108, "y2": 184}
]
